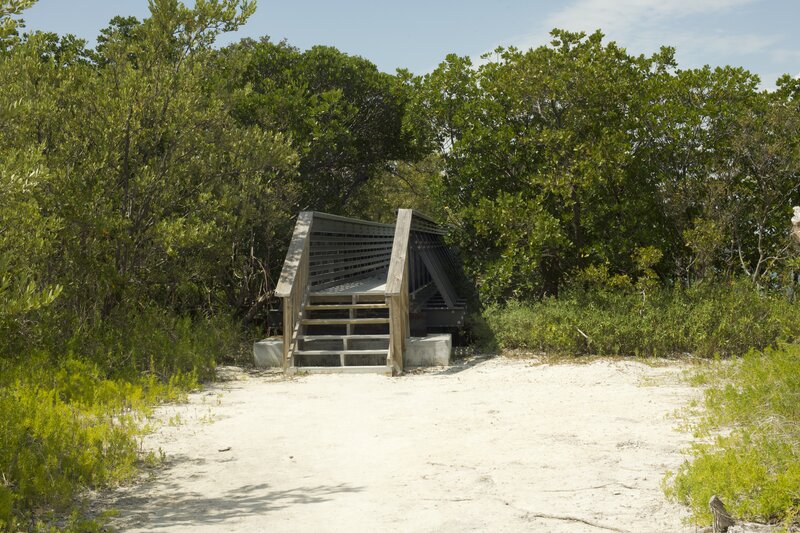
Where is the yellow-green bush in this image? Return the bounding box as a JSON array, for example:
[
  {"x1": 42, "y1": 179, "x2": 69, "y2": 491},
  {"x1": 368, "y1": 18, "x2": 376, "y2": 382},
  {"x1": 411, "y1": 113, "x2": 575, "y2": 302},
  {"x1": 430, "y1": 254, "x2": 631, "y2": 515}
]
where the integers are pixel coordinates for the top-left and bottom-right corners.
[
  {"x1": 665, "y1": 344, "x2": 800, "y2": 527},
  {"x1": 0, "y1": 302, "x2": 246, "y2": 530},
  {"x1": 0, "y1": 355, "x2": 194, "y2": 530}
]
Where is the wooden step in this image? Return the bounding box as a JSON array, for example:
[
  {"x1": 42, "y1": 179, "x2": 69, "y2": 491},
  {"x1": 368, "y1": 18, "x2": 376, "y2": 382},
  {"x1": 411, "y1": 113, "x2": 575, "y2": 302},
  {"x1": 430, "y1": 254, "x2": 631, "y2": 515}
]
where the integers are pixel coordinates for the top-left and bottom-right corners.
[
  {"x1": 301, "y1": 334, "x2": 390, "y2": 341},
  {"x1": 288, "y1": 366, "x2": 392, "y2": 376},
  {"x1": 305, "y1": 303, "x2": 388, "y2": 310},
  {"x1": 301, "y1": 318, "x2": 390, "y2": 325},
  {"x1": 295, "y1": 349, "x2": 389, "y2": 356}
]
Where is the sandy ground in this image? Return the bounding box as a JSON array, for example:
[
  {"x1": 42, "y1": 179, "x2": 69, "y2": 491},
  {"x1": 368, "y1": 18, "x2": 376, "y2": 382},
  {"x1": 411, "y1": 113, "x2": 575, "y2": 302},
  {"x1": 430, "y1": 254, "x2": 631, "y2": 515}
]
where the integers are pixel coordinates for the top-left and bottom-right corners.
[{"x1": 102, "y1": 356, "x2": 699, "y2": 532}]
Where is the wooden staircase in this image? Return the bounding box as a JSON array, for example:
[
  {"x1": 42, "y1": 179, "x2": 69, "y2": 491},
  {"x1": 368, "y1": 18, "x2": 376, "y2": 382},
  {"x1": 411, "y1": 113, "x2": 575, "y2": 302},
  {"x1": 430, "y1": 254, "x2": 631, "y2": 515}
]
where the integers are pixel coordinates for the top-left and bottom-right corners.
[
  {"x1": 276, "y1": 210, "x2": 469, "y2": 376},
  {"x1": 293, "y1": 293, "x2": 391, "y2": 373}
]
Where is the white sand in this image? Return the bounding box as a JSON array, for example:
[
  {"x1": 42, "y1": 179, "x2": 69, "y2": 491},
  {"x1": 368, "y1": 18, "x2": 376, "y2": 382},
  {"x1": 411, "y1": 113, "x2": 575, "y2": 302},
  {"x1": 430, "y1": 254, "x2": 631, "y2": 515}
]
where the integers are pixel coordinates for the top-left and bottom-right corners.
[{"x1": 104, "y1": 357, "x2": 697, "y2": 532}]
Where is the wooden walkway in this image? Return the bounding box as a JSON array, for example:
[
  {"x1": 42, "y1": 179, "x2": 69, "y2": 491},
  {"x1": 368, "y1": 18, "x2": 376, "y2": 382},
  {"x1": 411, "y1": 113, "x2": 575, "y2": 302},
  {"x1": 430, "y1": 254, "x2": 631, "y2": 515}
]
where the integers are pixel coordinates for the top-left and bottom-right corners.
[
  {"x1": 275, "y1": 210, "x2": 468, "y2": 375},
  {"x1": 311, "y1": 276, "x2": 386, "y2": 295}
]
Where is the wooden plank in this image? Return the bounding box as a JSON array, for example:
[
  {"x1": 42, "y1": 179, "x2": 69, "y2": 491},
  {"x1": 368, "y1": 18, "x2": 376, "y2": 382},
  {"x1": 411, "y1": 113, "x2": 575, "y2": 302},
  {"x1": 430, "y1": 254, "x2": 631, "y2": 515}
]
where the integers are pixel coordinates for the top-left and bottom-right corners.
[
  {"x1": 310, "y1": 268, "x2": 390, "y2": 286},
  {"x1": 282, "y1": 297, "x2": 291, "y2": 370},
  {"x1": 301, "y1": 334, "x2": 390, "y2": 341},
  {"x1": 310, "y1": 275, "x2": 387, "y2": 294},
  {"x1": 288, "y1": 366, "x2": 392, "y2": 376},
  {"x1": 309, "y1": 211, "x2": 395, "y2": 230},
  {"x1": 386, "y1": 209, "x2": 418, "y2": 375},
  {"x1": 295, "y1": 350, "x2": 389, "y2": 356},
  {"x1": 275, "y1": 211, "x2": 313, "y2": 298},
  {"x1": 312, "y1": 229, "x2": 393, "y2": 238},
  {"x1": 311, "y1": 244, "x2": 394, "y2": 254},
  {"x1": 417, "y1": 245, "x2": 458, "y2": 308},
  {"x1": 301, "y1": 318, "x2": 390, "y2": 325},
  {"x1": 310, "y1": 255, "x2": 392, "y2": 274},
  {"x1": 310, "y1": 236, "x2": 394, "y2": 245},
  {"x1": 311, "y1": 250, "x2": 393, "y2": 263},
  {"x1": 309, "y1": 263, "x2": 389, "y2": 285},
  {"x1": 305, "y1": 303, "x2": 389, "y2": 310}
]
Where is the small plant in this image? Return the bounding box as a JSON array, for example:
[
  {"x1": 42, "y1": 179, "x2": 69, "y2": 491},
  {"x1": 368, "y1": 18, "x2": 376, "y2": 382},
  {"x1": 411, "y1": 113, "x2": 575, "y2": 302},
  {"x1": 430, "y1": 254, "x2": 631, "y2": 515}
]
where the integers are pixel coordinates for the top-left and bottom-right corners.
[{"x1": 167, "y1": 413, "x2": 184, "y2": 427}]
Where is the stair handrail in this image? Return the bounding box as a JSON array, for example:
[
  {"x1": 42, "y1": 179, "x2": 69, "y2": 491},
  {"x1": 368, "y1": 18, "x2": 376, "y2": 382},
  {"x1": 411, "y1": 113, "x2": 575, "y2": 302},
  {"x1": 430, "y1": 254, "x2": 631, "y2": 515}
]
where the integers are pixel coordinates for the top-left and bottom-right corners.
[
  {"x1": 385, "y1": 209, "x2": 416, "y2": 374},
  {"x1": 275, "y1": 211, "x2": 314, "y2": 369},
  {"x1": 386, "y1": 209, "x2": 413, "y2": 297}
]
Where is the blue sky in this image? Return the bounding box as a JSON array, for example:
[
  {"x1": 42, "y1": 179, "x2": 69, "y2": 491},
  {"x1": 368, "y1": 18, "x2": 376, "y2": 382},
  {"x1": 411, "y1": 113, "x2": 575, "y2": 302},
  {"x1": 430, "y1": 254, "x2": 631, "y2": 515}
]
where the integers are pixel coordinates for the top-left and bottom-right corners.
[{"x1": 19, "y1": 0, "x2": 800, "y2": 87}]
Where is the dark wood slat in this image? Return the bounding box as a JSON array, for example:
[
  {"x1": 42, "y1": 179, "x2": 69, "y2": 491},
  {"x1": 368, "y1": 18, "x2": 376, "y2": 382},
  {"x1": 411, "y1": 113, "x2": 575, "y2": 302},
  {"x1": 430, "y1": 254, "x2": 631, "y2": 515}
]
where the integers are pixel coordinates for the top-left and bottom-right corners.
[
  {"x1": 305, "y1": 303, "x2": 389, "y2": 310},
  {"x1": 301, "y1": 318, "x2": 390, "y2": 325}
]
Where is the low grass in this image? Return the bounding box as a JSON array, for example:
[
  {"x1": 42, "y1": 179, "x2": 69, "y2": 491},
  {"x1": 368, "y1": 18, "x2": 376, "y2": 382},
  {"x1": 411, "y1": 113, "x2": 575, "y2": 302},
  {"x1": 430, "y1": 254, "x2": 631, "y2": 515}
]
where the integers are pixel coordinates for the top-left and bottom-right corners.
[
  {"x1": 481, "y1": 280, "x2": 799, "y2": 358},
  {"x1": 0, "y1": 357, "x2": 187, "y2": 531}
]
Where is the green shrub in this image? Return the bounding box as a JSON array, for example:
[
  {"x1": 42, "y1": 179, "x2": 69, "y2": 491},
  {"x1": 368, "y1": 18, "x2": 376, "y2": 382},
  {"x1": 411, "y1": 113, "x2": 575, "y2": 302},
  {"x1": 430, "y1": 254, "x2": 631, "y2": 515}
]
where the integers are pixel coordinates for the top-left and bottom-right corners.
[
  {"x1": 0, "y1": 307, "x2": 246, "y2": 530},
  {"x1": 483, "y1": 280, "x2": 799, "y2": 358},
  {"x1": 0, "y1": 356, "x2": 178, "y2": 530},
  {"x1": 54, "y1": 306, "x2": 244, "y2": 381},
  {"x1": 665, "y1": 344, "x2": 800, "y2": 527}
]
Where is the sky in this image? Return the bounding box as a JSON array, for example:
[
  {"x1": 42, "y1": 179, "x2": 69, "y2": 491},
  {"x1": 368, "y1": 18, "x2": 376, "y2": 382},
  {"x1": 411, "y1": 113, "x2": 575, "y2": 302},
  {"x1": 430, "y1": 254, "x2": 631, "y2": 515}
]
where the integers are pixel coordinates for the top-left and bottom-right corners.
[{"x1": 18, "y1": 0, "x2": 800, "y2": 88}]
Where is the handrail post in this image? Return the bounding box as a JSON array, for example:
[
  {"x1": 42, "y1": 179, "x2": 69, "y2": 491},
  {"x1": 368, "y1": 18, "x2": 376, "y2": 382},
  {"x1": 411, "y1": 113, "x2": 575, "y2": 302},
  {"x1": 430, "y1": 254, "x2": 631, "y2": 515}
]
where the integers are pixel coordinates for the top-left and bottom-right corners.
[
  {"x1": 275, "y1": 212, "x2": 314, "y2": 371},
  {"x1": 386, "y1": 209, "x2": 414, "y2": 375}
]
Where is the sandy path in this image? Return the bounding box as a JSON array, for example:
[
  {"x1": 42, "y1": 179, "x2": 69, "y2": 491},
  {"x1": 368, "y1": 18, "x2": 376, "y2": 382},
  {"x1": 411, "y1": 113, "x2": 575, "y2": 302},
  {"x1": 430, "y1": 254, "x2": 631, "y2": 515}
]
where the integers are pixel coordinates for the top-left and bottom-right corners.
[{"x1": 105, "y1": 357, "x2": 697, "y2": 532}]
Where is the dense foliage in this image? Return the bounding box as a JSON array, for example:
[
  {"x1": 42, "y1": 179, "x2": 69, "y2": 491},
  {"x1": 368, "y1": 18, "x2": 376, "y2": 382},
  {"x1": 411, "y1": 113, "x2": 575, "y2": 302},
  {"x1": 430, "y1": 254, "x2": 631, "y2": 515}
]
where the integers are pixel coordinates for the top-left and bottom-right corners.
[
  {"x1": 2, "y1": 0, "x2": 800, "y2": 528},
  {"x1": 483, "y1": 280, "x2": 799, "y2": 358},
  {"x1": 218, "y1": 37, "x2": 416, "y2": 213},
  {"x1": 411, "y1": 30, "x2": 800, "y2": 301}
]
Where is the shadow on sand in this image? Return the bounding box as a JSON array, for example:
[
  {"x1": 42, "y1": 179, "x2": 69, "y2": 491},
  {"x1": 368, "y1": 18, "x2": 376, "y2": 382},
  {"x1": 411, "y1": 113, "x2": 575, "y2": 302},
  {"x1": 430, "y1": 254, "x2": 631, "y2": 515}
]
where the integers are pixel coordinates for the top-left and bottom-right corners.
[
  {"x1": 104, "y1": 455, "x2": 363, "y2": 530},
  {"x1": 432, "y1": 353, "x2": 496, "y2": 376}
]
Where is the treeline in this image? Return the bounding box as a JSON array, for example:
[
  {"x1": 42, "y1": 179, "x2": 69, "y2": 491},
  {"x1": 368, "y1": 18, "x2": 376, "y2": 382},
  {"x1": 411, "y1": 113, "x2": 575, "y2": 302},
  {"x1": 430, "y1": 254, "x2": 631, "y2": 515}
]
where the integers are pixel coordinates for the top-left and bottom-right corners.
[
  {"x1": 1, "y1": 0, "x2": 799, "y2": 528},
  {"x1": 1, "y1": 1, "x2": 421, "y2": 369},
  {"x1": 4, "y1": 3, "x2": 798, "y2": 365},
  {"x1": 413, "y1": 32, "x2": 800, "y2": 301}
]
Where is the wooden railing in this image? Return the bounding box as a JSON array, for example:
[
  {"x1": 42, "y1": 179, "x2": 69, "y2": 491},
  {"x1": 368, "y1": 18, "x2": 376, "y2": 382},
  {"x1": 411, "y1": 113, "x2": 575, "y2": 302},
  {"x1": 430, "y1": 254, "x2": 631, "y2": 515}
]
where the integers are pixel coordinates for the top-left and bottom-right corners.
[
  {"x1": 386, "y1": 209, "x2": 467, "y2": 371},
  {"x1": 385, "y1": 209, "x2": 413, "y2": 374},
  {"x1": 275, "y1": 211, "x2": 314, "y2": 369},
  {"x1": 307, "y1": 213, "x2": 395, "y2": 291}
]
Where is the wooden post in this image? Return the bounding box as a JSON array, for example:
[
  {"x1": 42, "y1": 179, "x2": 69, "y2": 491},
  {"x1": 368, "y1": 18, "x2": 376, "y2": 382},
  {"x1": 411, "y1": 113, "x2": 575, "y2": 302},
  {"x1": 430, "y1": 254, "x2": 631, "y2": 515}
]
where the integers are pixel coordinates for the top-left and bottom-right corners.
[
  {"x1": 386, "y1": 209, "x2": 413, "y2": 375},
  {"x1": 275, "y1": 212, "x2": 314, "y2": 372},
  {"x1": 709, "y1": 495, "x2": 735, "y2": 533},
  {"x1": 282, "y1": 297, "x2": 291, "y2": 371}
]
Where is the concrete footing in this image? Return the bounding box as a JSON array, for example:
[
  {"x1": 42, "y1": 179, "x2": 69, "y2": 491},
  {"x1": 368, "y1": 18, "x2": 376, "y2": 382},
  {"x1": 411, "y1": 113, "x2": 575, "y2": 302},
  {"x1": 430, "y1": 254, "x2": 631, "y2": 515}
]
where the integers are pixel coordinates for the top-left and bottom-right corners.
[
  {"x1": 253, "y1": 337, "x2": 283, "y2": 368},
  {"x1": 253, "y1": 333, "x2": 452, "y2": 369},
  {"x1": 403, "y1": 334, "x2": 452, "y2": 367}
]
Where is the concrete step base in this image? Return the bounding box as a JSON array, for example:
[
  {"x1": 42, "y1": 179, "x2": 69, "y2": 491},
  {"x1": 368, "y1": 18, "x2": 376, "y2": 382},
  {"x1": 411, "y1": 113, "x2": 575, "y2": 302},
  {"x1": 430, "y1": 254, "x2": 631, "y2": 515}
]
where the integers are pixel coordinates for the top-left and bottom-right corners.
[{"x1": 287, "y1": 366, "x2": 392, "y2": 376}]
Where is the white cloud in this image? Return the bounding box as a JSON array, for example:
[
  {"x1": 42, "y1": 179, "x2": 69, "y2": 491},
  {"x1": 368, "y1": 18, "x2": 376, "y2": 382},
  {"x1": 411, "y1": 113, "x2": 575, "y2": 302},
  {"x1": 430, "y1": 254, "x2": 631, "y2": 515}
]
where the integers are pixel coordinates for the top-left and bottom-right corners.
[
  {"x1": 639, "y1": 30, "x2": 778, "y2": 62},
  {"x1": 471, "y1": 0, "x2": 794, "y2": 89},
  {"x1": 542, "y1": 0, "x2": 754, "y2": 38},
  {"x1": 483, "y1": 0, "x2": 776, "y2": 73}
]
